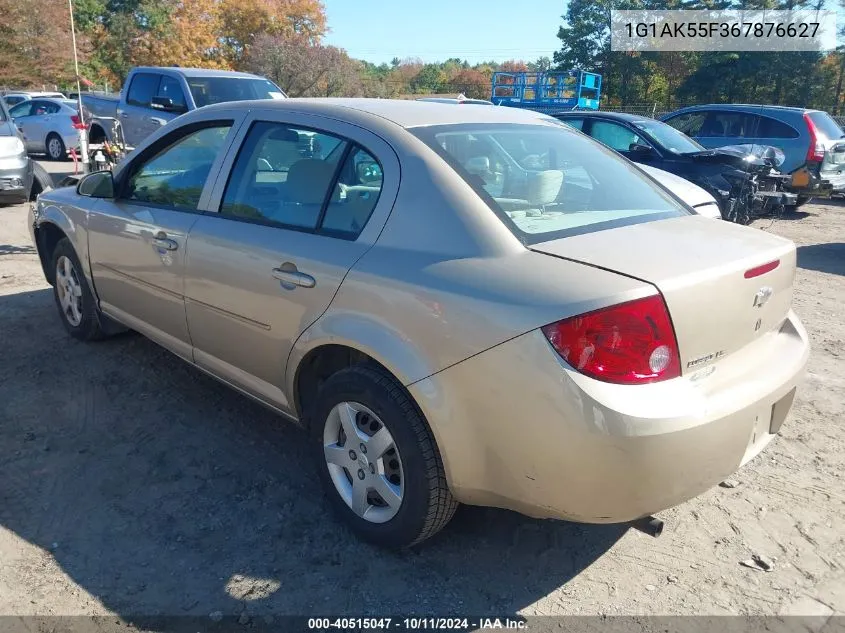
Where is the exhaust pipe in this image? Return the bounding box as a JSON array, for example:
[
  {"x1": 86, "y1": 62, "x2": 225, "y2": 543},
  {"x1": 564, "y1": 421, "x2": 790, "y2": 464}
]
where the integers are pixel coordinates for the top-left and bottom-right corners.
[{"x1": 632, "y1": 516, "x2": 664, "y2": 538}]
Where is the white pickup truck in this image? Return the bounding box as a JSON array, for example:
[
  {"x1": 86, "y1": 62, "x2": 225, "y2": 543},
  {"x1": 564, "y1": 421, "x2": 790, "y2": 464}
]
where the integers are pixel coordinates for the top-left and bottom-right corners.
[{"x1": 82, "y1": 66, "x2": 286, "y2": 148}]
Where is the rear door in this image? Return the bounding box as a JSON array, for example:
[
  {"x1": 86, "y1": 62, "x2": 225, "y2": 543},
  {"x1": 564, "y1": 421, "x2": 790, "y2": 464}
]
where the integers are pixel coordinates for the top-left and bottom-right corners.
[
  {"x1": 87, "y1": 115, "x2": 243, "y2": 360},
  {"x1": 183, "y1": 110, "x2": 399, "y2": 413}
]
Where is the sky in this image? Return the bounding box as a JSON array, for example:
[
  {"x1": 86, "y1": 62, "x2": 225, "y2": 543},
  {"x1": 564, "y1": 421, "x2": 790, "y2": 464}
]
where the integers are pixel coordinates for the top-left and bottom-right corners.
[{"x1": 321, "y1": 0, "x2": 564, "y2": 65}]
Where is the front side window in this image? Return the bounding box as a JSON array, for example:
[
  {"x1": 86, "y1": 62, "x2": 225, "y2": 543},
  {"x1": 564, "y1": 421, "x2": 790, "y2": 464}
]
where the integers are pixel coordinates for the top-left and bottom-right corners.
[
  {"x1": 126, "y1": 73, "x2": 161, "y2": 108},
  {"x1": 631, "y1": 119, "x2": 703, "y2": 154},
  {"x1": 589, "y1": 120, "x2": 645, "y2": 152},
  {"x1": 414, "y1": 123, "x2": 688, "y2": 243},
  {"x1": 124, "y1": 124, "x2": 232, "y2": 210},
  {"x1": 9, "y1": 102, "x2": 33, "y2": 118}
]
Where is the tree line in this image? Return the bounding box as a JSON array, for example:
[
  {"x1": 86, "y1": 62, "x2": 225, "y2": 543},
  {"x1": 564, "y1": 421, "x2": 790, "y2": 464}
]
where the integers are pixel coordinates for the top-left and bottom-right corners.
[{"x1": 1, "y1": 0, "x2": 844, "y2": 113}]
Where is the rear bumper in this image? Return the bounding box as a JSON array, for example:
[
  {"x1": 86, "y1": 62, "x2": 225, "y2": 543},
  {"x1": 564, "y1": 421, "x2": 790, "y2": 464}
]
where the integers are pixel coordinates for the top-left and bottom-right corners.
[
  {"x1": 410, "y1": 311, "x2": 809, "y2": 523},
  {"x1": 0, "y1": 156, "x2": 33, "y2": 203}
]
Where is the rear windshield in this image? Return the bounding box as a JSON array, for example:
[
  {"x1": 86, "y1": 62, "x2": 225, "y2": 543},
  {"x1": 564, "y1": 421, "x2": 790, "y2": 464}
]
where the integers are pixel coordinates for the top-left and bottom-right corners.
[
  {"x1": 807, "y1": 112, "x2": 844, "y2": 140},
  {"x1": 413, "y1": 123, "x2": 689, "y2": 243},
  {"x1": 186, "y1": 77, "x2": 285, "y2": 108}
]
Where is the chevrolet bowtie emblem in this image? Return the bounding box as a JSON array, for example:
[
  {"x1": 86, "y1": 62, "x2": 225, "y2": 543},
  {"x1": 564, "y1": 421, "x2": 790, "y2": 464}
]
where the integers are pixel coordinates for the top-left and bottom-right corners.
[{"x1": 753, "y1": 286, "x2": 773, "y2": 308}]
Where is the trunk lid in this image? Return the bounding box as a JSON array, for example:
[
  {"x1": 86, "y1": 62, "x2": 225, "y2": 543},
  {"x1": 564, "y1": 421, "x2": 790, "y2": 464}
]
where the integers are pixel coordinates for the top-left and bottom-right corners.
[{"x1": 529, "y1": 215, "x2": 796, "y2": 374}]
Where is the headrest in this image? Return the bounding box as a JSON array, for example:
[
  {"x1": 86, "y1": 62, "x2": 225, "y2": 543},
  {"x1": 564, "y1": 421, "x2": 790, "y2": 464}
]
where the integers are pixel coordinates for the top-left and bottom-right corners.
[
  {"x1": 286, "y1": 159, "x2": 335, "y2": 205},
  {"x1": 526, "y1": 170, "x2": 564, "y2": 206}
]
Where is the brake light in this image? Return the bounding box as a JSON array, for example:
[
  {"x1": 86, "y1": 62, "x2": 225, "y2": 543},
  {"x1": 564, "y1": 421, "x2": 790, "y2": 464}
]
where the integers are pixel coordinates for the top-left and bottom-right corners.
[
  {"x1": 541, "y1": 295, "x2": 681, "y2": 385},
  {"x1": 744, "y1": 259, "x2": 779, "y2": 279},
  {"x1": 70, "y1": 114, "x2": 86, "y2": 130},
  {"x1": 803, "y1": 113, "x2": 825, "y2": 162}
]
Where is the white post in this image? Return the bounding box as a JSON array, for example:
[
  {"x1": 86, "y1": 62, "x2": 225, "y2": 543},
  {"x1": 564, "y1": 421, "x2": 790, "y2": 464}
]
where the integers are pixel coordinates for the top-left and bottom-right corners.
[{"x1": 68, "y1": 0, "x2": 89, "y2": 172}]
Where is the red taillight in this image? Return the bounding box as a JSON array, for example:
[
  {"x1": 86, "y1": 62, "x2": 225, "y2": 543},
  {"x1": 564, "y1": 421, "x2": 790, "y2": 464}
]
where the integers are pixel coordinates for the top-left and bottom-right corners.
[
  {"x1": 803, "y1": 113, "x2": 825, "y2": 162},
  {"x1": 541, "y1": 295, "x2": 681, "y2": 385},
  {"x1": 744, "y1": 259, "x2": 780, "y2": 279},
  {"x1": 70, "y1": 114, "x2": 86, "y2": 130}
]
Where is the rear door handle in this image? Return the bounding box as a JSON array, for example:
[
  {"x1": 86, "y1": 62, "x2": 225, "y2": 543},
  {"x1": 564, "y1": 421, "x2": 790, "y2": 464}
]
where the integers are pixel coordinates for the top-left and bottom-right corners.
[
  {"x1": 152, "y1": 232, "x2": 178, "y2": 251},
  {"x1": 272, "y1": 267, "x2": 315, "y2": 288},
  {"x1": 120, "y1": 112, "x2": 130, "y2": 118}
]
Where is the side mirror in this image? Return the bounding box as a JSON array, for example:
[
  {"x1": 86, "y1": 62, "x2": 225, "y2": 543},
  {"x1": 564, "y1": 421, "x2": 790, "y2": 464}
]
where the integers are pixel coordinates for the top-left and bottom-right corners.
[
  {"x1": 151, "y1": 96, "x2": 187, "y2": 114},
  {"x1": 77, "y1": 170, "x2": 114, "y2": 198},
  {"x1": 356, "y1": 160, "x2": 383, "y2": 184},
  {"x1": 629, "y1": 143, "x2": 655, "y2": 156}
]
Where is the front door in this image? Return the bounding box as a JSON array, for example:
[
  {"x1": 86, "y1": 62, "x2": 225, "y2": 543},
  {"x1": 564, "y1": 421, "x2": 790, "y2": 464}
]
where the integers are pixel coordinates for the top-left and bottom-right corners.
[
  {"x1": 184, "y1": 115, "x2": 394, "y2": 413},
  {"x1": 87, "y1": 120, "x2": 238, "y2": 360}
]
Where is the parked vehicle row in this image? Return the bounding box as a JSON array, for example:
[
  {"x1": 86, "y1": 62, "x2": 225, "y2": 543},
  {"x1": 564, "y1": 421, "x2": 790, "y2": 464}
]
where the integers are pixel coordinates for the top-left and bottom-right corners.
[
  {"x1": 30, "y1": 99, "x2": 808, "y2": 548},
  {"x1": 553, "y1": 111, "x2": 796, "y2": 223},
  {"x1": 7, "y1": 98, "x2": 88, "y2": 161},
  {"x1": 661, "y1": 104, "x2": 845, "y2": 202}
]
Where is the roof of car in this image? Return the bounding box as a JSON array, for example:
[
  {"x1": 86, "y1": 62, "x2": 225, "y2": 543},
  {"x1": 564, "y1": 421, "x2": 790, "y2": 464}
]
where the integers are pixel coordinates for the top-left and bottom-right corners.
[
  {"x1": 198, "y1": 98, "x2": 560, "y2": 129},
  {"x1": 666, "y1": 104, "x2": 816, "y2": 114},
  {"x1": 132, "y1": 66, "x2": 267, "y2": 79},
  {"x1": 553, "y1": 111, "x2": 644, "y2": 122}
]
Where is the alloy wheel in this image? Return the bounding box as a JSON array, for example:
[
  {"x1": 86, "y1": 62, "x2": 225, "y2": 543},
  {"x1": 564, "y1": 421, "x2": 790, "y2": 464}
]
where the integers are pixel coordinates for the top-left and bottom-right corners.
[
  {"x1": 55, "y1": 255, "x2": 83, "y2": 327},
  {"x1": 323, "y1": 401, "x2": 404, "y2": 523}
]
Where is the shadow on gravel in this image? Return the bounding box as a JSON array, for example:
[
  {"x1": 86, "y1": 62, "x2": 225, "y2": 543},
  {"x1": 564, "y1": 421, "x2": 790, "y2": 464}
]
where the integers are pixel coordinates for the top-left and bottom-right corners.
[
  {"x1": 0, "y1": 288, "x2": 626, "y2": 626},
  {"x1": 0, "y1": 244, "x2": 36, "y2": 256},
  {"x1": 797, "y1": 243, "x2": 845, "y2": 276}
]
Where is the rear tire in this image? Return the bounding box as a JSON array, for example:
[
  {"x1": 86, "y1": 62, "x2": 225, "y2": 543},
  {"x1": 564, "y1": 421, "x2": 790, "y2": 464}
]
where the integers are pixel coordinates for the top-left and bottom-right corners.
[
  {"x1": 308, "y1": 365, "x2": 457, "y2": 549},
  {"x1": 51, "y1": 238, "x2": 107, "y2": 341},
  {"x1": 46, "y1": 134, "x2": 66, "y2": 161}
]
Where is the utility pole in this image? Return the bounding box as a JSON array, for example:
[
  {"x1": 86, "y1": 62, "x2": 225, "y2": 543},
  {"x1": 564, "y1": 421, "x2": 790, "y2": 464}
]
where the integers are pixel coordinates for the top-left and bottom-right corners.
[{"x1": 68, "y1": 0, "x2": 89, "y2": 173}]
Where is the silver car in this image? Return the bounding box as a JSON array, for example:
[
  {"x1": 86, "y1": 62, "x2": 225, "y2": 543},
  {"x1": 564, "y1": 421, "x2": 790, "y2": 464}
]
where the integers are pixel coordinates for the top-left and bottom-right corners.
[
  {"x1": 9, "y1": 98, "x2": 84, "y2": 160},
  {"x1": 29, "y1": 99, "x2": 809, "y2": 548}
]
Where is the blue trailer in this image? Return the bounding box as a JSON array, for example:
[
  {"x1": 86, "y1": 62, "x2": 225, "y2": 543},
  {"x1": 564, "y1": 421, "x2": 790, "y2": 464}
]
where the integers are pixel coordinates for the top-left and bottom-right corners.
[{"x1": 490, "y1": 70, "x2": 601, "y2": 111}]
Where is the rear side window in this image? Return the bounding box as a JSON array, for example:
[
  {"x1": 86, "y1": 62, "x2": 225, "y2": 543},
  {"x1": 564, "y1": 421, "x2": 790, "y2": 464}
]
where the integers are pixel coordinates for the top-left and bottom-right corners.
[
  {"x1": 157, "y1": 76, "x2": 187, "y2": 110},
  {"x1": 589, "y1": 120, "x2": 645, "y2": 152},
  {"x1": 664, "y1": 112, "x2": 706, "y2": 136},
  {"x1": 221, "y1": 121, "x2": 383, "y2": 239},
  {"x1": 124, "y1": 124, "x2": 232, "y2": 210},
  {"x1": 221, "y1": 122, "x2": 347, "y2": 231},
  {"x1": 806, "y1": 112, "x2": 844, "y2": 140},
  {"x1": 699, "y1": 111, "x2": 758, "y2": 138},
  {"x1": 32, "y1": 100, "x2": 60, "y2": 115},
  {"x1": 126, "y1": 73, "x2": 161, "y2": 107},
  {"x1": 756, "y1": 116, "x2": 799, "y2": 139},
  {"x1": 414, "y1": 123, "x2": 688, "y2": 243}
]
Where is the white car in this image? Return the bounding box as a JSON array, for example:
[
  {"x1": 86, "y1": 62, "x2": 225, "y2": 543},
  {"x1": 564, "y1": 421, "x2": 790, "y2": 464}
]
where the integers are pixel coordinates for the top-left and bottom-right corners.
[
  {"x1": 8, "y1": 98, "x2": 84, "y2": 160},
  {"x1": 637, "y1": 163, "x2": 722, "y2": 219}
]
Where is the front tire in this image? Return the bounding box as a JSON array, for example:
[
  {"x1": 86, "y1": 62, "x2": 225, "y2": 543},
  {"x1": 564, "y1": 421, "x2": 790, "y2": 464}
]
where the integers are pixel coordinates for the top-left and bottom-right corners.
[
  {"x1": 51, "y1": 238, "x2": 107, "y2": 341},
  {"x1": 309, "y1": 365, "x2": 457, "y2": 549},
  {"x1": 46, "y1": 134, "x2": 66, "y2": 161}
]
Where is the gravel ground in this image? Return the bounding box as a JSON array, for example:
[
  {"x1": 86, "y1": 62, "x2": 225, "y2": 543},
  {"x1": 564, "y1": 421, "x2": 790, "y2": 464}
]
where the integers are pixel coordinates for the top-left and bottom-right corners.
[{"x1": 0, "y1": 161, "x2": 843, "y2": 630}]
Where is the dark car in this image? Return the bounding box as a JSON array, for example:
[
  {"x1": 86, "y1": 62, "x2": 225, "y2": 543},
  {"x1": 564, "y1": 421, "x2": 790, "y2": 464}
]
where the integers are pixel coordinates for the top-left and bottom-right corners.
[
  {"x1": 0, "y1": 99, "x2": 52, "y2": 205},
  {"x1": 660, "y1": 105, "x2": 843, "y2": 202},
  {"x1": 553, "y1": 111, "x2": 796, "y2": 224}
]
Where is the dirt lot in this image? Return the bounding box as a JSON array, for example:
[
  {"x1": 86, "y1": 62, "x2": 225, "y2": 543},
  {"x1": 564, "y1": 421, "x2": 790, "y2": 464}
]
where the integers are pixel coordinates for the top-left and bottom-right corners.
[{"x1": 1, "y1": 161, "x2": 843, "y2": 629}]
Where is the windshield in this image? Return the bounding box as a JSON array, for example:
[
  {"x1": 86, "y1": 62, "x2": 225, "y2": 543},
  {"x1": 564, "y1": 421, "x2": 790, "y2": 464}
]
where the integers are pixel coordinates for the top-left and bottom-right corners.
[
  {"x1": 413, "y1": 123, "x2": 689, "y2": 244},
  {"x1": 807, "y1": 111, "x2": 844, "y2": 140},
  {"x1": 186, "y1": 77, "x2": 284, "y2": 108},
  {"x1": 632, "y1": 119, "x2": 703, "y2": 154}
]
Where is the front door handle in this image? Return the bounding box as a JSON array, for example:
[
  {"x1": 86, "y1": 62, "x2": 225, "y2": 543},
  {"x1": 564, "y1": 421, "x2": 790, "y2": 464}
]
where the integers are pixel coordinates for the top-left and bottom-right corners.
[
  {"x1": 152, "y1": 232, "x2": 178, "y2": 251},
  {"x1": 272, "y1": 267, "x2": 315, "y2": 288}
]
